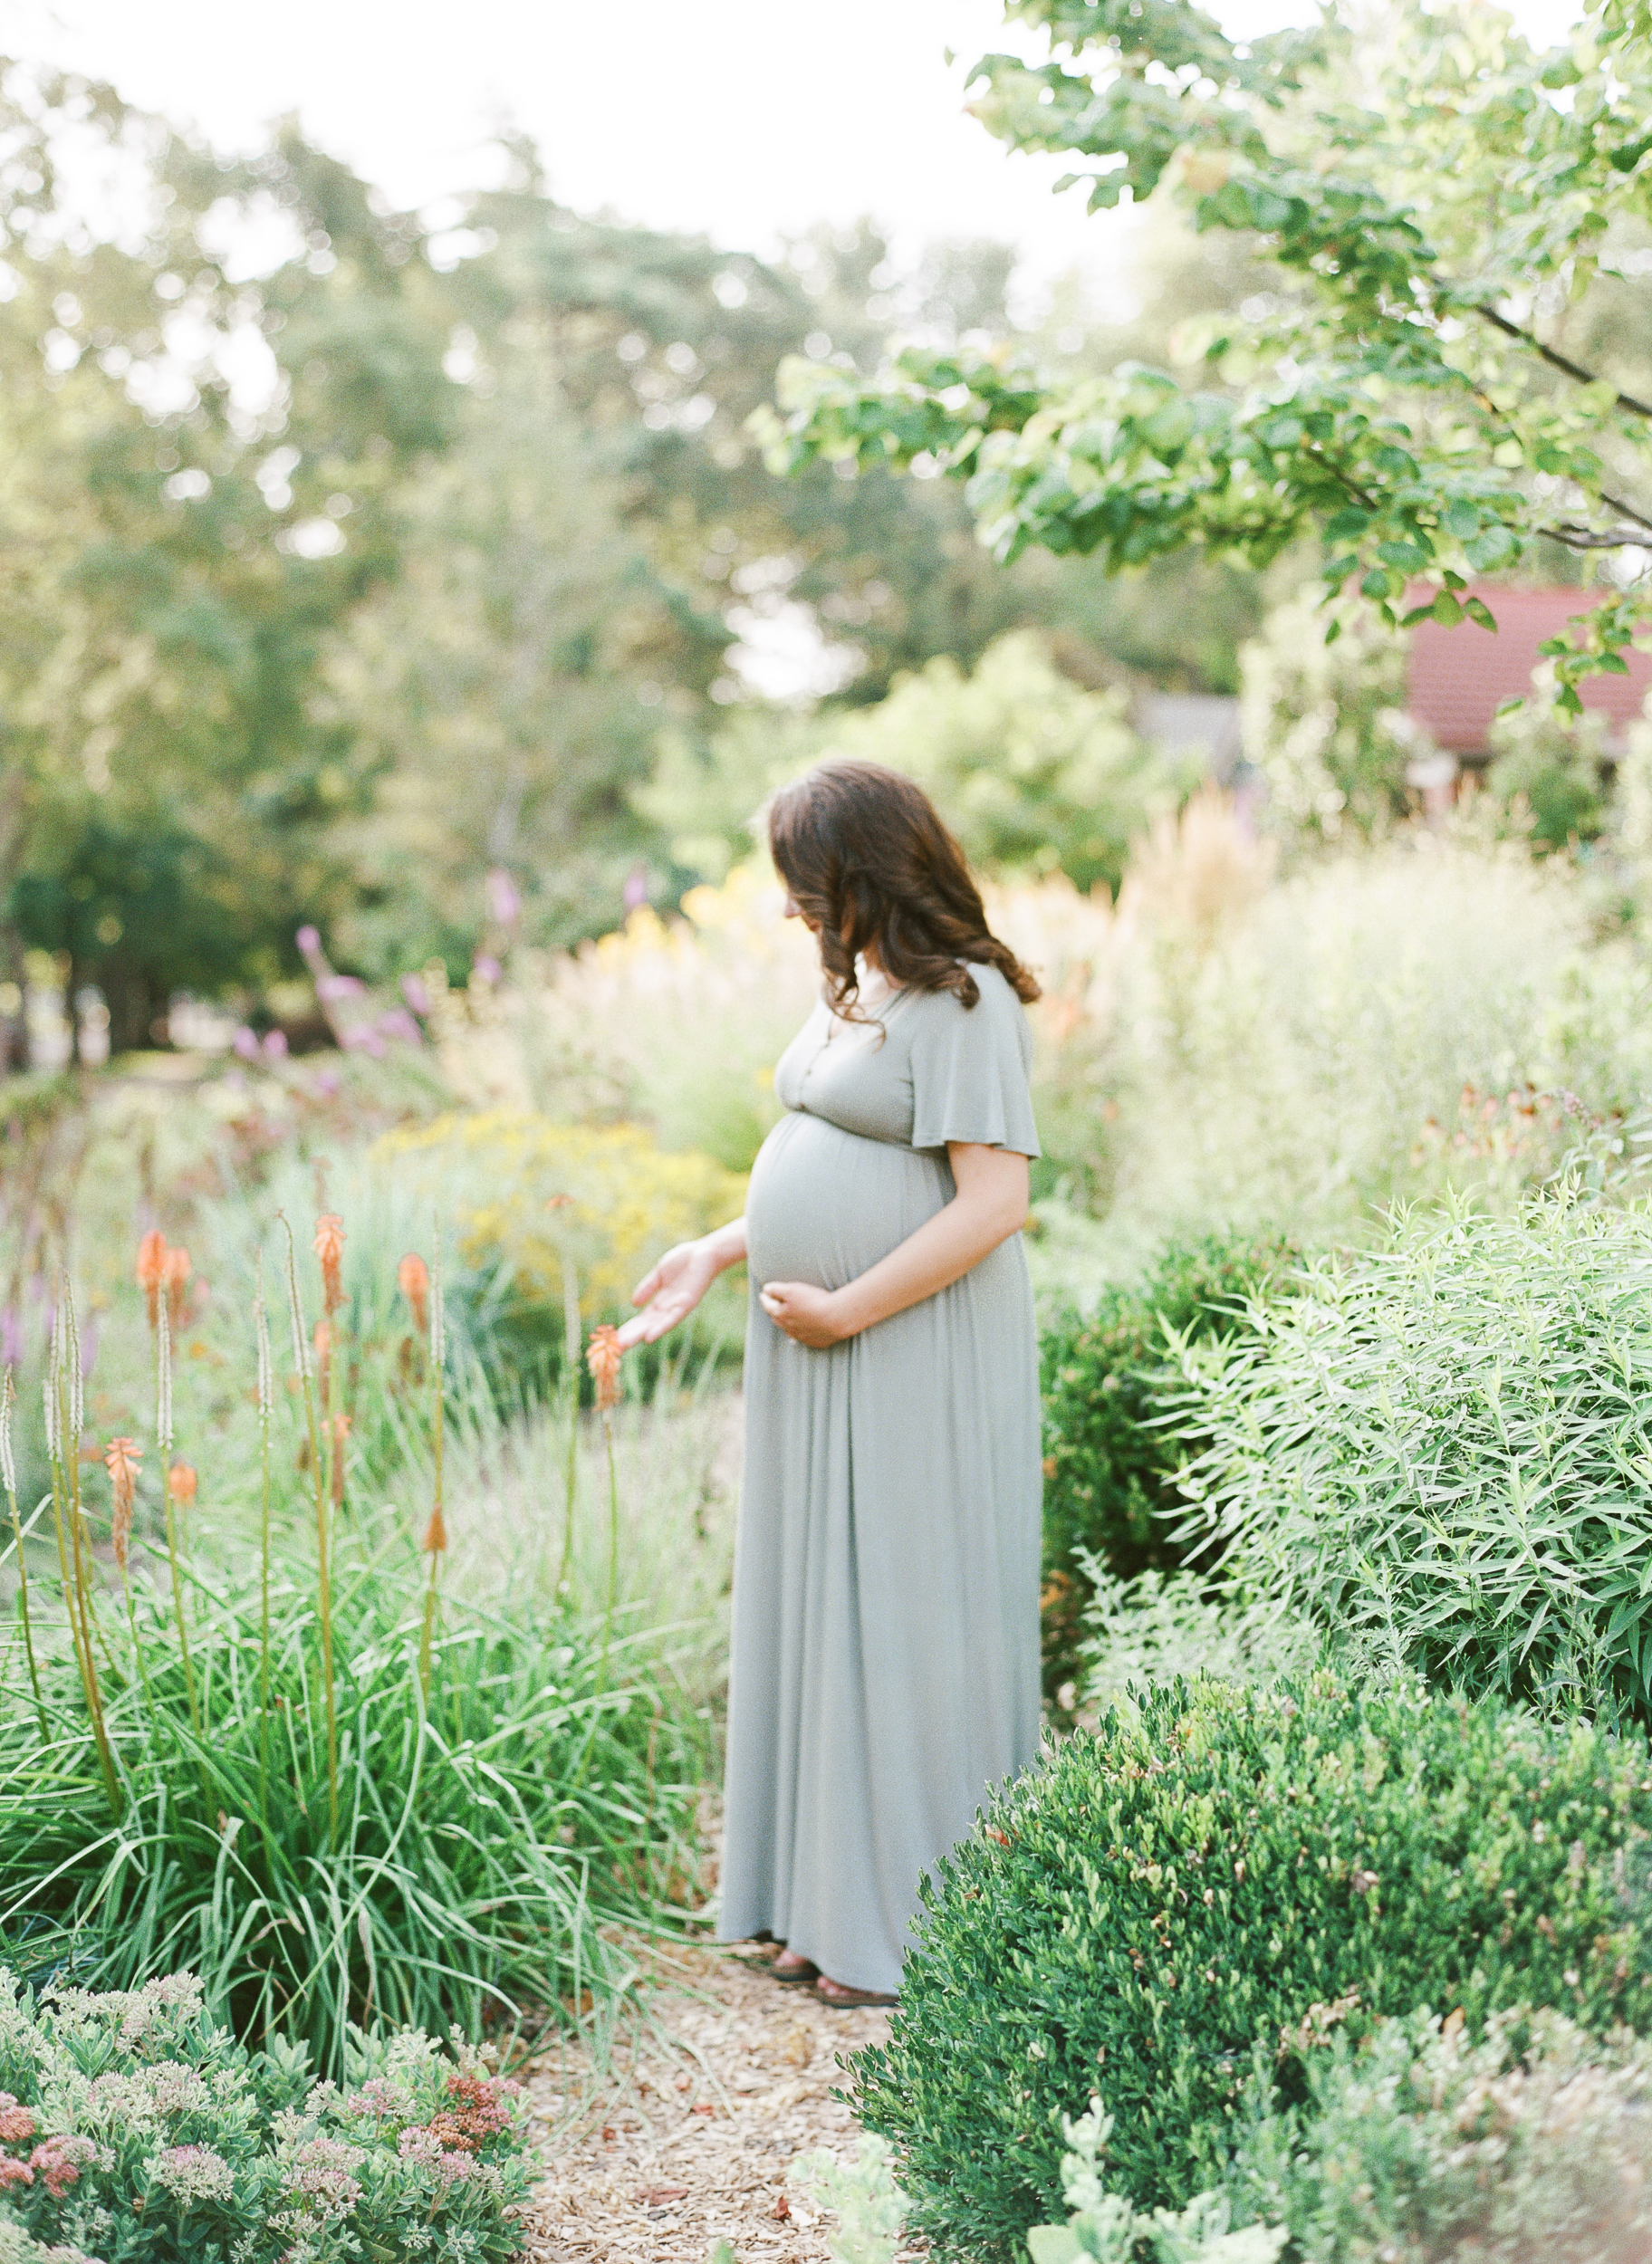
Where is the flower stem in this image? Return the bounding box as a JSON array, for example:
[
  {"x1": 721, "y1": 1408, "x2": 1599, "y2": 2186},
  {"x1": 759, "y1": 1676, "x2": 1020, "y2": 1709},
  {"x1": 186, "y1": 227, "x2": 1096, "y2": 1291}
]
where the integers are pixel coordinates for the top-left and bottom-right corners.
[
  {"x1": 598, "y1": 1408, "x2": 620, "y2": 1692},
  {"x1": 557, "y1": 1253, "x2": 580, "y2": 1597},
  {"x1": 256, "y1": 1274, "x2": 274, "y2": 1836},
  {"x1": 5, "y1": 1482, "x2": 47, "y2": 1741},
  {"x1": 59, "y1": 1373, "x2": 120, "y2": 1819},
  {"x1": 281, "y1": 1214, "x2": 337, "y2": 1846}
]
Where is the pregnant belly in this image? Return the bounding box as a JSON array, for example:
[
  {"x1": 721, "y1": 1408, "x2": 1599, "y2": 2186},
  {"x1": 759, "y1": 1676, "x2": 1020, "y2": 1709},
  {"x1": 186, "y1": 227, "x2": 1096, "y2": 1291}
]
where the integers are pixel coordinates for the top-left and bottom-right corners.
[{"x1": 744, "y1": 1111, "x2": 954, "y2": 1290}]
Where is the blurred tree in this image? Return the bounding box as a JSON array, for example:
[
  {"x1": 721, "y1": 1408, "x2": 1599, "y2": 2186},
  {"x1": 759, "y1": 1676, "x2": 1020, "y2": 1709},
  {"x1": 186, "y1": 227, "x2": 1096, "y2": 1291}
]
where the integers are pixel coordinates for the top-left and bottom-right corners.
[
  {"x1": 0, "y1": 62, "x2": 1287, "y2": 1043},
  {"x1": 637, "y1": 629, "x2": 1196, "y2": 896},
  {"x1": 0, "y1": 72, "x2": 458, "y2": 1053},
  {"x1": 321, "y1": 331, "x2": 687, "y2": 963}
]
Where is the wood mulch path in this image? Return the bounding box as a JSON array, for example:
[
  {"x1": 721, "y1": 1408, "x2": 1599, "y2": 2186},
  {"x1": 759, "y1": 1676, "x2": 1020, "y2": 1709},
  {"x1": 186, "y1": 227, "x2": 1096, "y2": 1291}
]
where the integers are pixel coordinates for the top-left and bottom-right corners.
[{"x1": 520, "y1": 1939, "x2": 909, "y2": 2263}]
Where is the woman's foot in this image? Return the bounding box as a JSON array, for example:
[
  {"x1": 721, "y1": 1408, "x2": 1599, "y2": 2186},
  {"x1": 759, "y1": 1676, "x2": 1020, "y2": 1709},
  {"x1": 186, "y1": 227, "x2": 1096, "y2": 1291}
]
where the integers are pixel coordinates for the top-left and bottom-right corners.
[
  {"x1": 771, "y1": 1949, "x2": 820, "y2": 1986},
  {"x1": 814, "y1": 1974, "x2": 898, "y2": 2009}
]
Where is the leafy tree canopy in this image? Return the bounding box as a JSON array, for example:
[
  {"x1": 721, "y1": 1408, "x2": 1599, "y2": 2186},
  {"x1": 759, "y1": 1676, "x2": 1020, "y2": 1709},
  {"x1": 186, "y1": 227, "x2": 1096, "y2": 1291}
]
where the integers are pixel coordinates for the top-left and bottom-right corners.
[{"x1": 760, "y1": 0, "x2": 1652, "y2": 710}]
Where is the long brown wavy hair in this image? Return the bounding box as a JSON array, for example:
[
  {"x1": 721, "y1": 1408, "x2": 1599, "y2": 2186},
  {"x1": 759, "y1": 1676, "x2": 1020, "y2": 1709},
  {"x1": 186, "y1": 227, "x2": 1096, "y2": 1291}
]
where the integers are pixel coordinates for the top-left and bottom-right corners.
[{"x1": 766, "y1": 760, "x2": 1040, "y2": 1017}]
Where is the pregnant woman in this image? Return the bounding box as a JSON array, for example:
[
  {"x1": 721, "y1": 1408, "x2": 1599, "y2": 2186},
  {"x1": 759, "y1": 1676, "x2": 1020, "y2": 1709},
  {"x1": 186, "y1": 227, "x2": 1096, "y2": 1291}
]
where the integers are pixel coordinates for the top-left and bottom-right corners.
[{"x1": 619, "y1": 759, "x2": 1043, "y2": 2007}]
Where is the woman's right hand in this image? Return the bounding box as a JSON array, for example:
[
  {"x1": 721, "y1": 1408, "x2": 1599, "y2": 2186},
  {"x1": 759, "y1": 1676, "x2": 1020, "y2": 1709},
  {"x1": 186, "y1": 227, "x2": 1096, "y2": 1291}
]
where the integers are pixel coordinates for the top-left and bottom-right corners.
[{"x1": 616, "y1": 1237, "x2": 722, "y2": 1348}]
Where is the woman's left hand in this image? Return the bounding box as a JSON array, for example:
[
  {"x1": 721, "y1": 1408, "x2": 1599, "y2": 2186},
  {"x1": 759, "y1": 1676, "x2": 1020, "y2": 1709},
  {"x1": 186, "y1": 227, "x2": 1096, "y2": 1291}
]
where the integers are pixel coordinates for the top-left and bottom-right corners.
[{"x1": 759, "y1": 1280, "x2": 850, "y2": 1348}]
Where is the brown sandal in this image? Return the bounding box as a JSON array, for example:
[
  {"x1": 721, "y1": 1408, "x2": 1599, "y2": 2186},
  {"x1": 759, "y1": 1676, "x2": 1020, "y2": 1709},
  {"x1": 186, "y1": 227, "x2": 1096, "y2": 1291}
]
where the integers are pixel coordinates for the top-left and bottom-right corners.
[
  {"x1": 771, "y1": 1955, "x2": 821, "y2": 1988},
  {"x1": 813, "y1": 1977, "x2": 898, "y2": 2009}
]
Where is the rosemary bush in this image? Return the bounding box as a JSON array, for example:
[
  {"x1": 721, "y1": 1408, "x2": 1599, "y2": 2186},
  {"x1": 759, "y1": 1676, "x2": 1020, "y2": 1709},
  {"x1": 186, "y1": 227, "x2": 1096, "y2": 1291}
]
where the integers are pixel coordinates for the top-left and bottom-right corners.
[
  {"x1": 1172, "y1": 1194, "x2": 1652, "y2": 1712},
  {"x1": 851, "y1": 1676, "x2": 1652, "y2": 2261},
  {"x1": 0, "y1": 1968, "x2": 533, "y2": 2261}
]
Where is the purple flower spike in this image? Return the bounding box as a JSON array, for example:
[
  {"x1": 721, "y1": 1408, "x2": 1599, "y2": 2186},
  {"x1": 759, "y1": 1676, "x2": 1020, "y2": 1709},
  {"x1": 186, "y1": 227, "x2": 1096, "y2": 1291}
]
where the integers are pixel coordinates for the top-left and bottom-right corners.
[
  {"x1": 472, "y1": 954, "x2": 502, "y2": 986},
  {"x1": 486, "y1": 867, "x2": 522, "y2": 927},
  {"x1": 232, "y1": 1027, "x2": 260, "y2": 1060},
  {"x1": 400, "y1": 974, "x2": 430, "y2": 1017},
  {"x1": 262, "y1": 1029, "x2": 288, "y2": 1060}
]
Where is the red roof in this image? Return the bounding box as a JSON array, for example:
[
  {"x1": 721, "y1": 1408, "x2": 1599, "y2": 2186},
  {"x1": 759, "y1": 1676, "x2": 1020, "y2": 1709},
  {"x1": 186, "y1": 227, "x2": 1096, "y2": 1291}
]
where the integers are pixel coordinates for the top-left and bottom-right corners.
[{"x1": 1406, "y1": 585, "x2": 1652, "y2": 753}]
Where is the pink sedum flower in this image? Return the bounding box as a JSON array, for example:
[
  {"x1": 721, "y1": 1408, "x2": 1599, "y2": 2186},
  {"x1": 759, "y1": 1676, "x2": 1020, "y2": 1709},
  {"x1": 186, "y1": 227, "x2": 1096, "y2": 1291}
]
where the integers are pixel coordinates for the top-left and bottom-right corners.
[
  {"x1": 30, "y1": 2134, "x2": 95, "y2": 2197},
  {"x1": 0, "y1": 2094, "x2": 36, "y2": 2145}
]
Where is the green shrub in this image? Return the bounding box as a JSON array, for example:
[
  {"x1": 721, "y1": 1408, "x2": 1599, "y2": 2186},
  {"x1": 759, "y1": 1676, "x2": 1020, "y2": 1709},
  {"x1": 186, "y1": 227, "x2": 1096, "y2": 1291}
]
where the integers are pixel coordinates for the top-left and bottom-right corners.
[
  {"x1": 851, "y1": 1675, "x2": 1652, "y2": 2262},
  {"x1": 1229, "y1": 2007, "x2": 1652, "y2": 2264},
  {"x1": 0, "y1": 1968, "x2": 532, "y2": 2260},
  {"x1": 1077, "y1": 1566, "x2": 1320, "y2": 1719},
  {"x1": 1026, "y1": 2096, "x2": 1285, "y2": 2264},
  {"x1": 1039, "y1": 1233, "x2": 1297, "y2": 1692},
  {"x1": 1173, "y1": 1194, "x2": 1652, "y2": 1714}
]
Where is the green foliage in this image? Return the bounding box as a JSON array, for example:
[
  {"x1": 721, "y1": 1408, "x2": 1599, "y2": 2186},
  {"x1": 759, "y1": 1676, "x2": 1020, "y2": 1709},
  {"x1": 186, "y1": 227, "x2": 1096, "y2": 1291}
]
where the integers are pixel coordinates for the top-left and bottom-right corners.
[
  {"x1": 1040, "y1": 1229, "x2": 1299, "y2": 1590},
  {"x1": 1485, "y1": 685, "x2": 1613, "y2": 852},
  {"x1": 0, "y1": 1968, "x2": 533, "y2": 2260},
  {"x1": 638, "y1": 631, "x2": 1196, "y2": 898},
  {"x1": 825, "y1": 634, "x2": 1195, "y2": 895},
  {"x1": 1237, "y1": 592, "x2": 1417, "y2": 846},
  {"x1": 795, "y1": 2135, "x2": 908, "y2": 2264},
  {"x1": 1105, "y1": 831, "x2": 1652, "y2": 1248},
  {"x1": 1172, "y1": 1194, "x2": 1652, "y2": 1715},
  {"x1": 0, "y1": 1227, "x2": 706, "y2": 2077},
  {"x1": 1229, "y1": 2007, "x2": 1652, "y2": 2263},
  {"x1": 764, "y1": 0, "x2": 1652, "y2": 703},
  {"x1": 851, "y1": 1676, "x2": 1652, "y2": 2260},
  {"x1": 1027, "y1": 2098, "x2": 1285, "y2": 2264},
  {"x1": 0, "y1": 1524, "x2": 702, "y2": 2081},
  {"x1": 1077, "y1": 1568, "x2": 1320, "y2": 1721}
]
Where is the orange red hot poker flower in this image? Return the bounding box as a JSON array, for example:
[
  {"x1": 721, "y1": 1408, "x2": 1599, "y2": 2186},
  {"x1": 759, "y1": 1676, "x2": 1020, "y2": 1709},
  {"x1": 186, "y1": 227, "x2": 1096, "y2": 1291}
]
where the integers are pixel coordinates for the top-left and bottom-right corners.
[
  {"x1": 313, "y1": 1214, "x2": 346, "y2": 1315},
  {"x1": 397, "y1": 1252, "x2": 430, "y2": 1337},
  {"x1": 586, "y1": 1324, "x2": 624, "y2": 1413},
  {"x1": 163, "y1": 1245, "x2": 192, "y2": 1329},
  {"x1": 104, "y1": 1437, "x2": 142, "y2": 1572},
  {"x1": 167, "y1": 1462, "x2": 197, "y2": 1507},
  {"x1": 136, "y1": 1232, "x2": 168, "y2": 1330}
]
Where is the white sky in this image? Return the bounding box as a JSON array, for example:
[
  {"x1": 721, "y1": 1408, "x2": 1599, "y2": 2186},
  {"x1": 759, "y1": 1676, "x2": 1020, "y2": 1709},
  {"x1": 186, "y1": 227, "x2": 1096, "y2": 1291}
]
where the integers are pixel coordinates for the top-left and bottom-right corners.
[{"x1": 15, "y1": 0, "x2": 1582, "y2": 300}]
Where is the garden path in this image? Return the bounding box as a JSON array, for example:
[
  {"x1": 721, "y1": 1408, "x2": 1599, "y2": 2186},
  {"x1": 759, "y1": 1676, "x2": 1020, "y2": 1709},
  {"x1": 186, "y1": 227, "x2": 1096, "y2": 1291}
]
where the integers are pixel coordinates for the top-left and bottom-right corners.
[{"x1": 523, "y1": 1940, "x2": 902, "y2": 2263}]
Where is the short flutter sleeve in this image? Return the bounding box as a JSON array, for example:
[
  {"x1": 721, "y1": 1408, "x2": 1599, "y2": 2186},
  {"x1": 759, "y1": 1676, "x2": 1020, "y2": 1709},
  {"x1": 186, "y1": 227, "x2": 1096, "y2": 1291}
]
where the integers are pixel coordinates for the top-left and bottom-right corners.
[{"x1": 906, "y1": 965, "x2": 1042, "y2": 1157}]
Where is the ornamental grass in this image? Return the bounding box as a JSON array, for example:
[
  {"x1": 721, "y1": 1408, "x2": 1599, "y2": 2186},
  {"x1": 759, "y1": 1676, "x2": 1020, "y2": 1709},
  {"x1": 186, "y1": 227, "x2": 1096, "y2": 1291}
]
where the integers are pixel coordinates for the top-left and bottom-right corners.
[{"x1": 0, "y1": 1212, "x2": 706, "y2": 2080}]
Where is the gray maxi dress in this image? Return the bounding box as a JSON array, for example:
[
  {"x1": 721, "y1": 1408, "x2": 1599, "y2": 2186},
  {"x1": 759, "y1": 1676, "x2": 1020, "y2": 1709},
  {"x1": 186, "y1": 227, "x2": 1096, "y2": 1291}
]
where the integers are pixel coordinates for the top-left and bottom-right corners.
[{"x1": 719, "y1": 961, "x2": 1043, "y2": 1995}]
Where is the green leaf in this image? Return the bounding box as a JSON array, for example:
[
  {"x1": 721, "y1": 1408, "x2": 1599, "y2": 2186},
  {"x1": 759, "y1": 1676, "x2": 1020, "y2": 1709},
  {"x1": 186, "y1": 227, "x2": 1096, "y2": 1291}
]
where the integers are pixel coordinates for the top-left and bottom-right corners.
[
  {"x1": 1465, "y1": 525, "x2": 1517, "y2": 571},
  {"x1": 1028, "y1": 2229, "x2": 1090, "y2": 2264}
]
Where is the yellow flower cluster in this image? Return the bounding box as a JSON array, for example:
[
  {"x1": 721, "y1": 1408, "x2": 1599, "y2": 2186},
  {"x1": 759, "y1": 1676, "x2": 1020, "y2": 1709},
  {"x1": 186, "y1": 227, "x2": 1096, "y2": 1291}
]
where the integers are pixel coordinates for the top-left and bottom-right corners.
[{"x1": 374, "y1": 1111, "x2": 747, "y2": 1316}]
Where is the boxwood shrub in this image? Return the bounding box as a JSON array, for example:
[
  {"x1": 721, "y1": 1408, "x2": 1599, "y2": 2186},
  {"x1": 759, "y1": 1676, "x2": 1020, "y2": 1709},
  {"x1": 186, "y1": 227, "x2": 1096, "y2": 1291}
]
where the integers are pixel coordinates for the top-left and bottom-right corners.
[
  {"x1": 1039, "y1": 1232, "x2": 1297, "y2": 1693},
  {"x1": 853, "y1": 1675, "x2": 1652, "y2": 2263}
]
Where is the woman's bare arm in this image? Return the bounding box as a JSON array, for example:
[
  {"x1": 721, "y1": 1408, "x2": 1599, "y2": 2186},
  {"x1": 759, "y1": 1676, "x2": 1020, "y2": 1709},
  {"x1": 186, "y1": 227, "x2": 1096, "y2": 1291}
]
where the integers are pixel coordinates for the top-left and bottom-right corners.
[
  {"x1": 617, "y1": 1215, "x2": 747, "y2": 1348},
  {"x1": 759, "y1": 1143, "x2": 1028, "y2": 1349}
]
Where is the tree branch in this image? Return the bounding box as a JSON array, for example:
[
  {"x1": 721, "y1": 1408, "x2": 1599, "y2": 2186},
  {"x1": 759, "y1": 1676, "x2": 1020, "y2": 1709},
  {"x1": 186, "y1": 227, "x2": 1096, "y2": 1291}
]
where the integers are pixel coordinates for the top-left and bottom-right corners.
[
  {"x1": 1474, "y1": 303, "x2": 1652, "y2": 422},
  {"x1": 1600, "y1": 488, "x2": 1652, "y2": 536},
  {"x1": 1539, "y1": 520, "x2": 1652, "y2": 552}
]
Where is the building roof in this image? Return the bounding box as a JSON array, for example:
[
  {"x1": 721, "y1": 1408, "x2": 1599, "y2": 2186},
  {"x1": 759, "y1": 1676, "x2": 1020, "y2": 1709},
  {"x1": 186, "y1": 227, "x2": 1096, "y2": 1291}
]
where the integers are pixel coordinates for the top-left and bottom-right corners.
[{"x1": 1406, "y1": 584, "x2": 1652, "y2": 754}]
